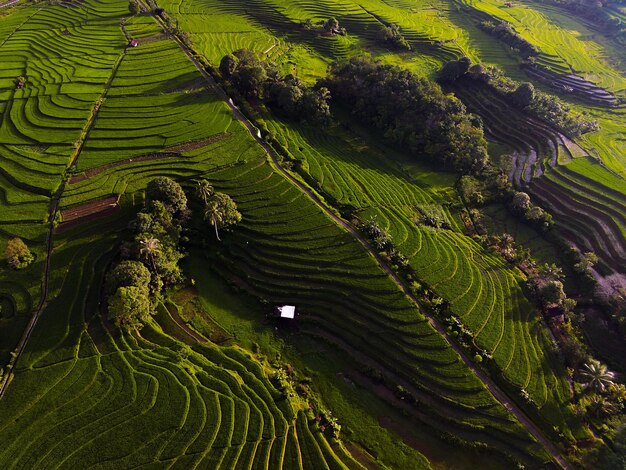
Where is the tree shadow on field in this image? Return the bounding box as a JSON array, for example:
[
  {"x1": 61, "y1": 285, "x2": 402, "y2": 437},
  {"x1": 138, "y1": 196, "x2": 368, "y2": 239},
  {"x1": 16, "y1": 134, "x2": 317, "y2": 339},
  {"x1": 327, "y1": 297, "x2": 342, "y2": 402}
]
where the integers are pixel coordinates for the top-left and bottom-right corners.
[{"x1": 128, "y1": 72, "x2": 206, "y2": 96}]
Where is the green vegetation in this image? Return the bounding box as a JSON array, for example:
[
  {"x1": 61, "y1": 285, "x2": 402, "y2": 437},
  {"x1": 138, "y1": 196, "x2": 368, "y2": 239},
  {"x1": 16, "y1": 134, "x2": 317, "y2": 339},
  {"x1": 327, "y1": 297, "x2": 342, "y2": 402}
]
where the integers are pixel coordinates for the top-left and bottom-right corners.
[{"x1": 0, "y1": 0, "x2": 625, "y2": 467}]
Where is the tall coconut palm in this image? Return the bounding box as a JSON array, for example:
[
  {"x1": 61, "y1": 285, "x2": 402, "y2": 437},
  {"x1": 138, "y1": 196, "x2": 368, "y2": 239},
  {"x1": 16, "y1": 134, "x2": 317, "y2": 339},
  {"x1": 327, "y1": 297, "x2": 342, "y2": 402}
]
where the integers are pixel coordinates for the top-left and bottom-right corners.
[
  {"x1": 204, "y1": 197, "x2": 224, "y2": 241},
  {"x1": 580, "y1": 359, "x2": 615, "y2": 393},
  {"x1": 139, "y1": 237, "x2": 161, "y2": 271},
  {"x1": 195, "y1": 179, "x2": 214, "y2": 207}
]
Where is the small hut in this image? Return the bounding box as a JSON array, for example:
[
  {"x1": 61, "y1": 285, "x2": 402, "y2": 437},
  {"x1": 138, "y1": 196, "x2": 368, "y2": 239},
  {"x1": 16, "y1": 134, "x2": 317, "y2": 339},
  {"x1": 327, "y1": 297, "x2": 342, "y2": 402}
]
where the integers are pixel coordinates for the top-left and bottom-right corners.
[{"x1": 274, "y1": 305, "x2": 296, "y2": 320}]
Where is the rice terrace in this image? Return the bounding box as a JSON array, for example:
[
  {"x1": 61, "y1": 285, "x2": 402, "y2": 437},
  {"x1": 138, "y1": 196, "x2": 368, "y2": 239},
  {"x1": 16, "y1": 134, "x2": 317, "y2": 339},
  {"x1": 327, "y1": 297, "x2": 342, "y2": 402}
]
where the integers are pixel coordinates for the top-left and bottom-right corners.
[{"x1": 0, "y1": 0, "x2": 625, "y2": 467}]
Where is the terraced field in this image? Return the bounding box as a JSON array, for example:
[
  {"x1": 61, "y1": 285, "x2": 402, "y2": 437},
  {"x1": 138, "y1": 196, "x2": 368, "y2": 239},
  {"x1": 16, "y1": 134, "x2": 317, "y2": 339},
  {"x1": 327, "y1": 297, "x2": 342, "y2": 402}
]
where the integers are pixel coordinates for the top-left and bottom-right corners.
[
  {"x1": 2, "y1": 0, "x2": 626, "y2": 467},
  {"x1": 261, "y1": 118, "x2": 578, "y2": 436},
  {"x1": 0, "y1": 0, "x2": 565, "y2": 467},
  {"x1": 0, "y1": 213, "x2": 365, "y2": 469}
]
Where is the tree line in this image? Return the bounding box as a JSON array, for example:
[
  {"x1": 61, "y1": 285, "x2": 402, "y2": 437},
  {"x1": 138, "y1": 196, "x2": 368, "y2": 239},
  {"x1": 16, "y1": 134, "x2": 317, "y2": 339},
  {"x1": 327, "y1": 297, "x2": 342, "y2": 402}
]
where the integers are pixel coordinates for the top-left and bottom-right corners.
[
  {"x1": 319, "y1": 56, "x2": 490, "y2": 173},
  {"x1": 220, "y1": 49, "x2": 332, "y2": 125},
  {"x1": 438, "y1": 56, "x2": 599, "y2": 137}
]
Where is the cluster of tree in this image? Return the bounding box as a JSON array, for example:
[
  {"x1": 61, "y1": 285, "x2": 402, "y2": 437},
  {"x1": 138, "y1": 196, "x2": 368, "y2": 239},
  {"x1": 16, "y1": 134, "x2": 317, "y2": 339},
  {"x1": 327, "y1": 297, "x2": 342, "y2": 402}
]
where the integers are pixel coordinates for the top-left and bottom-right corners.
[
  {"x1": 321, "y1": 57, "x2": 489, "y2": 173},
  {"x1": 509, "y1": 191, "x2": 553, "y2": 232},
  {"x1": 478, "y1": 20, "x2": 540, "y2": 58},
  {"x1": 4, "y1": 238, "x2": 34, "y2": 269},
  {"x1": 220, "y1": 49, "x2": 332, "y2": 125},
  {"x1": 376, "y1": 23, "x2": 411, "y2": 50},
  {"x1": 573, "y1": 358, "x2": 625, "y2": 426},
  {"x1": 105, "y1": 177, "x2": 241, "y2": 331},
  {"x1": 322, "y1": 17, "x2": 345, "y2": 35},
  {"x1": 439, "y1": 59, "x2": 599, "y2": 137},
  {"x1": 526, "y1": 261, "x2": 571, "y2": 308},
  {"x1": 299, "y1": 17, "x2": 347, "y2": 35}
]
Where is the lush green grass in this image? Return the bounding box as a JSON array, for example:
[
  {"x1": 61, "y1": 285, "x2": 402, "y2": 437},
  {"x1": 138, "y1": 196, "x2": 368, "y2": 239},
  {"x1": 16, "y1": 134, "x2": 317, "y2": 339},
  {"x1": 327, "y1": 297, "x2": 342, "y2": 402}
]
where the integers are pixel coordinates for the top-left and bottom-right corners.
[{"x1": 7, "y1": 0, "x2": 626, "y2": 466}]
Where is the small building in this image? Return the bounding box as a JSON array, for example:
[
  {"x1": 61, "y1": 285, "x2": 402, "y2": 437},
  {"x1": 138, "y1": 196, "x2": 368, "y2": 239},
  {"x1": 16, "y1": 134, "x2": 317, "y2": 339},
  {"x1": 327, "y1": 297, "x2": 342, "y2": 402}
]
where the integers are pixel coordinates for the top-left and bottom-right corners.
[
  {"x1": 274, "y1": 305, "x2": 296, "y2": 320},
  {"x1": 129, "y1": 39, "x2": 139, "y2": 47}
]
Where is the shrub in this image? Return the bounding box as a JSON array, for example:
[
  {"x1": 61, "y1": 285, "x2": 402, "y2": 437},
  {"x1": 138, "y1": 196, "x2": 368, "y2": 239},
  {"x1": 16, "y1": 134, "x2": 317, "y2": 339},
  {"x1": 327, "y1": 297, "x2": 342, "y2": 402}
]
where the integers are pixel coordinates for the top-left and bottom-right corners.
[{"x1": 5, "y1": 238, "x2": 34, "y2": 269}]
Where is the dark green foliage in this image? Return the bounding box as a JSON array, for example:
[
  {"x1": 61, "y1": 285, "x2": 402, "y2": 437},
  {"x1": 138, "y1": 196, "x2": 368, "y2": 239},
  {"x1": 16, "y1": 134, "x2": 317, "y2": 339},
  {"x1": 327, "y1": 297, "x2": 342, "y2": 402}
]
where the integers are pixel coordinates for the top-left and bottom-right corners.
[
  {"x1": 509, "y1": 82, "x2": 535, "y2": 108},
  {"x1": 438, "y1": 56, "x2": 472, "y2": 82},
  {"x1": 267, "y1": 77, "x2": 331, "y2": 124},
  {"x1": 478, "y1": 20, "x2": 540, "y2": 58},
  {"x1": 223, "y1": 50, "x2": 332, "y2": 125},
  {"x1": 539, "y1": 280, "x2": 566, "y2": 306},
  {"x1": 146, "y1": 177, "x2": 188, "y2": 215},
  {"x1": 108, "y1": 286, "x2": 152, "y2": 330},
  {"x1": 322, "y1": 57, "x2": 489, "y2": 173},
  {"x1": 105, "y1": 260, "x2": 152, "y2": 295},
  {"x1": 219, "y1": 54, "x2": 238, "y2": 78},
  {"x1": 128, "y1": 0, "x2": 140, "y2": 15},
  {"x1": 376, "y1": 24, "x2": 411, "y2": 50},
  {"x1": 323, "y1": 17, "x2": 339, "y2": 32},
  {"x1": 4, "y1": 238, "x2": 34, "y2": 270}
]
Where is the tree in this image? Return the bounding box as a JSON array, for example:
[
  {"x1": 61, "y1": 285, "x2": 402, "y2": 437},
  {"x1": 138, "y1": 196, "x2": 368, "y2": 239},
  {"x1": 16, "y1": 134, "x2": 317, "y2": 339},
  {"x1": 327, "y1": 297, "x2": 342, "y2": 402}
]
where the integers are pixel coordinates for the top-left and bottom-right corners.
[
  {"x1": 195, "y1": 179, "x2": 215, "y2": 206},
  {"x1": 540, "y1": 280, "x2": 566, "y2": 306},
  {"x1": 585, "y1": 394, "x2": 618, "y2": 421},
  {"x1": 5, "y1": 238, "x2": 34, "y2": 269},
  {"x1": 438, "y1": 56, "x2": 472, "y2": 82},
  {"x1": 105, "y1": 260, "x2": 151, "y2": 295},
  {"x1": 146, "y1": 177, "x2": 187, "y2": 215},
  {"x1": 204, "y1": 192, "x2": 242, "y2": 241},
  {"x1": 128, "y1": 0, "x2": 140, "y2": 15},
  {"x1": 323, "y1": 17, "x2": 339, "y2": 33},
  {"x1": 233, "y1": 64, "x2": 267, "y2": 98},
  {"x1": 510, "y1": 82, "x2": 535, "y2": 108},
  {"x1": 580, "y1": 359, "x2": 616, "y2": 393},
  {"x1": 574, "y1": 251, "x2": 598, "y2": 273},
  {"x1": 219, "y1": 54, "x2": 238, "y2": 78},
  {"x1": 510, "y1": 191, "x2": 531, "y2": 213},
  {"x1": 108, "y1": 286, "x2": 151, "y2": 331}
]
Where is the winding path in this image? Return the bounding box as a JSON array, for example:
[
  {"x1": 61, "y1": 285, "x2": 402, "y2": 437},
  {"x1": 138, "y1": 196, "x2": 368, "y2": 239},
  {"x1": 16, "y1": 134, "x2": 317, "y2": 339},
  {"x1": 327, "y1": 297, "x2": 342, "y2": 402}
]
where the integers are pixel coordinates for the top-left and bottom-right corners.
[{"x1": 149, "y1": 10, "x2": 572, "y2": 470}]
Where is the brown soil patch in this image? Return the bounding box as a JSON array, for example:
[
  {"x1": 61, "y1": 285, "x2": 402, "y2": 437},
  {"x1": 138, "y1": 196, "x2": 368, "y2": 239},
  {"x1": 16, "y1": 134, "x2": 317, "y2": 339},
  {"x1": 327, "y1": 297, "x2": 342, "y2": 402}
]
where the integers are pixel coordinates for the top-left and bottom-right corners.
[{"x1": 57, "y1": 196, "x2": 119, "y2": 232}]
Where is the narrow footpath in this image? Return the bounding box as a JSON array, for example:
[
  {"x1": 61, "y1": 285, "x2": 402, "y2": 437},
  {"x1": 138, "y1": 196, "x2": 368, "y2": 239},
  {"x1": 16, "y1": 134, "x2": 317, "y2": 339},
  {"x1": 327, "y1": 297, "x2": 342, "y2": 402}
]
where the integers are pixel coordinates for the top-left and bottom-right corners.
[{"x1": 151, "y1": 11, "x2": 572, "y2": 469}]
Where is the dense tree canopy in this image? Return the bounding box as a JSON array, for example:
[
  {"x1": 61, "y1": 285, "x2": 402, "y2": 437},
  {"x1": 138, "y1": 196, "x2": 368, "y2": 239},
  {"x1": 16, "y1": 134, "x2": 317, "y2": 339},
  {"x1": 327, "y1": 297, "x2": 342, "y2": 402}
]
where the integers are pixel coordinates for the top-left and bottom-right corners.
[
  {"x1": 105, "y1": 260, "x2": 151, "y2": 295},
  {"x1": 376, "y1": 24, "x2": 411, "y2": 50},
  {"x1": 5, "y1": 238, "x2": 33, "y2": 269},
  {"x1": 146, "y1": 177, "x2": 188, "y2": 215},
  {"x1": 321, "y1": 57, "x2": 489, "y2": 173},
  {"x1": 222, "y1": 50, "x2": 332, "y2": 125},
  {"x1": 108, "y1": 286, "x2": 152, "y2": 331}
]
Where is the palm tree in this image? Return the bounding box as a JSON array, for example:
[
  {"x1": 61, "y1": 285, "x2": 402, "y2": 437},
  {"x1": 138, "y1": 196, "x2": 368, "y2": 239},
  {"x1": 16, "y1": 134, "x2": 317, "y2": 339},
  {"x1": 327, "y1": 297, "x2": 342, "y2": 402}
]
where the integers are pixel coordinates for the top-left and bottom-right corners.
[
  {"x1": 204, "y1": 197, "x2": 224, "y2": 242},
  {"x1": 195, "y1": 179, "x2": 214, "y2": 207},
  {"x1": 585, "y1": 395, "x2": 618, "y2": 421},
  {"x1": 139, "y1": 237, "x2": 161, "y2": 271},
  {"x1": 580, "y1": 359, "x2": 615, "y2": 393}
]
